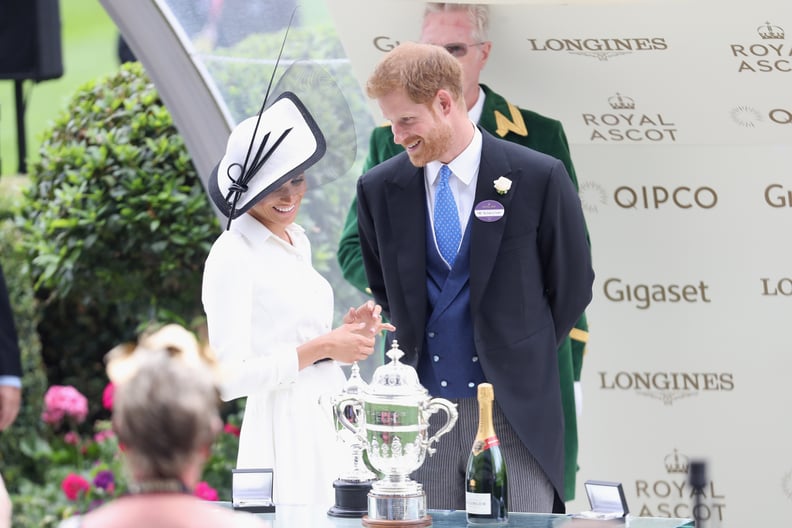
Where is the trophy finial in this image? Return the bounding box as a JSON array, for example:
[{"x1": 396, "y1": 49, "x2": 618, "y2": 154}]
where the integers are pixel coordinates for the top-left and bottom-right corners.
[{"x1": 386, "y1": 340, "x2": 404, "y2": 363}]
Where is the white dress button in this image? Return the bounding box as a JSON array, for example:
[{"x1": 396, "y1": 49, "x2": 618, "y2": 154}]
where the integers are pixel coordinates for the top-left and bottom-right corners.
[
  {"x1": 472, "y1": 356, "x2": 479, "y2": 363},
  {"x1": 440, "y1": 380, "x2": 448, "y2": 387},
  {"x1": 433, "y1": 355, "x2": 440, "y2": 362}
]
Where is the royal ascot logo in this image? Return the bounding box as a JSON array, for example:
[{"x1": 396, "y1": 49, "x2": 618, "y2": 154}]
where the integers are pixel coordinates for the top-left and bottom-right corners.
[
  {"x1": 598, "y1": 369, "x2": 732, "y2": 406},
  {"x1": 582, "y1": 93, "x2": 678, "y2": 142},
  {"x1": 635, "y1": 448, "x2": 726, "y2": 522},
  {"x1": 730, "y1": 21, "x2": 790, "y2": 73},
  {"x1": 524, "y1": 36, "x2": 668, "y2": 61},
  {"x1": 730, "y1": 105, "x2": 792, "y2": 128}
]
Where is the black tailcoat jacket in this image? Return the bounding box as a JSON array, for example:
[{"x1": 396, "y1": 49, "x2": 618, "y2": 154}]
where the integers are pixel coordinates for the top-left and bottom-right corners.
[{"x1": 356, "y1": 128, "x2": 594, "y2": 501}]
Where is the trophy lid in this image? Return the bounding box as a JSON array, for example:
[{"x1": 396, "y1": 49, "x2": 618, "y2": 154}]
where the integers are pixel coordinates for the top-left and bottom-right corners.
[
  {"x1": 368, "y1": 340, "x2": 428, "y2": 398},
  {"x1": 341, "y1": 361, "x2": 368, "y2": 396}
]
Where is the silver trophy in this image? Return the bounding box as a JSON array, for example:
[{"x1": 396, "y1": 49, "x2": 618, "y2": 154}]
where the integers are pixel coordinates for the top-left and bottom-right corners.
[
  {"x1": 334, "y1": 341, "x2": 458, "y2": 527},
  {"x1": 328, "y1": 361, "x2": 377, "y2": 517}
]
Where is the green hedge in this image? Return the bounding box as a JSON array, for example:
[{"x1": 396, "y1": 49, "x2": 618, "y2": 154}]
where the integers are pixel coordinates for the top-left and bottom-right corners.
[{"x1": 15, "y1": 61, "x2": 219, "y2": 424}]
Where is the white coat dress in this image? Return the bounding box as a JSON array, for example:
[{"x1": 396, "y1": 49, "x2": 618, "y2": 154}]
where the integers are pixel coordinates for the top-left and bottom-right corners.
[{"x1": 202, "y1": 213, "x2": 346, "y2": 508}]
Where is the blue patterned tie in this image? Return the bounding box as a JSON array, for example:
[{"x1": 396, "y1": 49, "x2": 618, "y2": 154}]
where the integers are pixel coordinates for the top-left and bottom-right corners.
[{"x1": 433, "y1": 165, "x2": 461, "y2": 267}]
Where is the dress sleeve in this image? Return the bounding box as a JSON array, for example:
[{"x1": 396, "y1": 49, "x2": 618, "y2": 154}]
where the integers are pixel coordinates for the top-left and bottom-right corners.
[{"x1": 202, "y1": 233, "x2": 298, "y2": 401}]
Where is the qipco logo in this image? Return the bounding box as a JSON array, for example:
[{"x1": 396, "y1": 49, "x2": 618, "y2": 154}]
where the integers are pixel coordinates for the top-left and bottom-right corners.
[
  {"x1": 614, "y1": 186, "x2": 718, "y2": 210},
  {"x1": 769, "y1": 108, "x2": 792, "y2": 125}
]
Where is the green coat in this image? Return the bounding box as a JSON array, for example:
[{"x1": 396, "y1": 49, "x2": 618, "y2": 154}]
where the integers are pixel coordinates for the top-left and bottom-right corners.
[{"x1": 337, "y1": 84, "x2": 589, "y2": 501}]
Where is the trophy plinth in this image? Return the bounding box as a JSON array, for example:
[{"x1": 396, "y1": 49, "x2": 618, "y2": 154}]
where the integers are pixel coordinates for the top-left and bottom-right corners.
[
  {"x1": 335, "y1": 341, "x2": 458, "y2": 526},
  {"x1": 327, "y1": 479, "x2": 372, "y2": 518},
  {"x1": 329, "y1": 361, "x2": 376, "y2": 518}
]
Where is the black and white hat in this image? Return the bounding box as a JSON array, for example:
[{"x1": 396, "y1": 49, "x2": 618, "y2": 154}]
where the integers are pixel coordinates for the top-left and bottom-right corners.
[{"x1": 208, "y1": 91, "x2": 326, "y2": 224}]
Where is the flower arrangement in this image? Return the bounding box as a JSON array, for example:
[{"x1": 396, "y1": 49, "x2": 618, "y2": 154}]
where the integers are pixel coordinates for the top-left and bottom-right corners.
[{"x1": 10, "y1": 382, "x2": 242, "y2": 528}]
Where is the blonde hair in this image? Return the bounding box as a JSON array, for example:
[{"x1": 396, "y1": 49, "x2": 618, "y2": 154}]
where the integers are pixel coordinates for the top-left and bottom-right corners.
[
  {"x1": 112, "y1": 327, "x2": 221, "y2": 481},
  {"x1": 366, "y1": 41, "x2": 464, "y2": 106}
]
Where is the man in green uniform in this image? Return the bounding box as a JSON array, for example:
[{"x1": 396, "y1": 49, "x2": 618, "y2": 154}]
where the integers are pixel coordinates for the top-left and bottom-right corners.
[{"x1": 337, "y1": 2, "x2": 589, "y2": 502}]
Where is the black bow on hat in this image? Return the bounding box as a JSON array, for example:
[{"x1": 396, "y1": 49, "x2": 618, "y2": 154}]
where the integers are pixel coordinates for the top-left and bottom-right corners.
[{"x1": 208, "y1": 91, "x2": 326, "y2": 227}]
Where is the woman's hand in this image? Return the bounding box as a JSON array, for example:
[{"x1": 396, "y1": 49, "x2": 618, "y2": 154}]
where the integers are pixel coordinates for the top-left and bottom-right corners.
[
  {"x1": 342, "y1": 300, "x2": 396, "y2": 336},
  {"x1": 298, "y1": 301, "x2": 396, "y2": 369}
]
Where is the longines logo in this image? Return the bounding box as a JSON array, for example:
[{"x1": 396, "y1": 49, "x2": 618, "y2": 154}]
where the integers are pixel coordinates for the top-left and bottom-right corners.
[
  {"x1": 760, "y1": 277, "x2": 792, "y2": 297},
  {"x1": 602, "y1": 278, "x2": 712, "y2": 311},
  {"x1": 730, "y1": 21, "x2": 790, "y2": 72},
  {"x1": 730, "y1": 105, "x2": 792, "y2": 127},
  {"x1": 599, "y1": 370, "x2": 732, "y2": 405},
  {"x1": 582, "y1": 93, "x2": 678, "y2": 142},
  {"x1": 635, "y1": 448, "x2": 726, "y2": 522},
  {"x1": 524, "y1": 36, "x2": 668, "y2": 61},
  {"x1": 577, "y1": 181, "x2": 719, "y2": 212}
]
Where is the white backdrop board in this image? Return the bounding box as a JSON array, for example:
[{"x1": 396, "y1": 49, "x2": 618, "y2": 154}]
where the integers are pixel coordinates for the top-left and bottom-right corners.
[{"x1": 324, "y1": 0, "x2": 792, "y2": 525}]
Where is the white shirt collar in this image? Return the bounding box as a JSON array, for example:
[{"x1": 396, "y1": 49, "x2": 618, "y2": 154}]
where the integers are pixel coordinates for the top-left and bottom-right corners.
[
  {"x1": 468, "y1": 86, "x2": 486, "y2": 125},
  {"x1": 426, "y1": 124, "x2": 483, "y2": 187}
]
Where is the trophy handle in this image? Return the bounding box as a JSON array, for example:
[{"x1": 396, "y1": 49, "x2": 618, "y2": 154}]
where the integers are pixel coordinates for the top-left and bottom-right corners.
[
  {"x1": 423, "y1": 398, "x2": 459, "y2": 456},
  {"x1": 333, "y1": 394, "x2": 367, "y2": 445}
]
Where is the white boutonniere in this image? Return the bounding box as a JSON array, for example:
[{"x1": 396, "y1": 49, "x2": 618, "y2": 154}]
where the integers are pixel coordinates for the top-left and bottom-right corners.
[{"x1": 493, "y1": 176, "x2": 512, "y2": 195}]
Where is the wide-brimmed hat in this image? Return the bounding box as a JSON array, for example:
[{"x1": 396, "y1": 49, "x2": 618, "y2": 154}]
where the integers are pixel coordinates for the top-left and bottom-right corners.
[{"x1": 208, "y1": 91, "x2": 326, "y2": 222}]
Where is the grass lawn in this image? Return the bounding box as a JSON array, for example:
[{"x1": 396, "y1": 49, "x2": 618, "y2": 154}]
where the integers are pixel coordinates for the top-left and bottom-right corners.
[{"x1": 0, "y1": 0, "x2": 118, "y2": 176}]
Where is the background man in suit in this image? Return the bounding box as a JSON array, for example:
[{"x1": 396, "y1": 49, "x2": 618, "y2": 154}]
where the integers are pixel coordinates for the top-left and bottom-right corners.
[
  {"x1": 355, "y1": 41, "x2": 593, "y2": 512},
  {"x1": 337, "y1": 2, "x2": 590, "y2": 501},
  {"x1": 0, "y1": 263, "x2": 22, "y2": 432}
]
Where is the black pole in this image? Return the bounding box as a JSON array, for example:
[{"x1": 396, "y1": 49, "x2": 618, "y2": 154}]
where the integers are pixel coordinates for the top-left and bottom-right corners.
[
  {"x1": 14, "y1": 79, "x2": 27, "y2": 175},
  {"x1": 688, "y1": 460, "x2": 707, "y2": 528}
]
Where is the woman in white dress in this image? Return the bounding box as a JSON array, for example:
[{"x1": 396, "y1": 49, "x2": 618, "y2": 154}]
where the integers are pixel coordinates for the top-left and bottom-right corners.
[{"x1": 202, "y1": 92, "x2": 393, "y2": 508}]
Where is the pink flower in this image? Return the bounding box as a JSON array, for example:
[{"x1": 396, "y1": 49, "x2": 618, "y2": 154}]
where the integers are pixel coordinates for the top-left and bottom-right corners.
[
  {"x1": 94, "y1": 429, "x2": 115, "y2": 443},
  {"x1": 42, "y1": 385, "x2": 89, "y2": 425},
  {"x1": 62, "y1": 473, "x2": 91, "y2": 501},
  {"x1": 223, "y1": 423, "x2": 241, "y2": 437},
  {"x1": 64, "y1": 431, "x2": 80, "y2": 445},
  {"x1": 102, "y1": 383, "x2": 115, "y2": 411},
  {"x1": 193, "y1": 481, "x2": 218, "y2": 501}
]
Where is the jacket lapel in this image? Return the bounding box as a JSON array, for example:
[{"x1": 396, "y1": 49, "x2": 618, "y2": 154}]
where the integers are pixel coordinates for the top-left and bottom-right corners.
[
  {"x1": 470, "y1": 131, "x2": 517, "y2": 312},
  {"x1": 386, "y1": 158, "x2": 428, "y2": 345}
]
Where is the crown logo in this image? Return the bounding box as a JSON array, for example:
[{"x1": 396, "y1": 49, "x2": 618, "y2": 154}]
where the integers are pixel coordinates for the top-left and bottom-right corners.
[
  {"x1": 664, "y1": 449, "x2": 690, "y2": 474},
  {"x1": 757, "y1": 21, "x2": 784, "y2": 40},
  {"x1": 608, "y1": 92, "x2": 635, "y2": 110}
]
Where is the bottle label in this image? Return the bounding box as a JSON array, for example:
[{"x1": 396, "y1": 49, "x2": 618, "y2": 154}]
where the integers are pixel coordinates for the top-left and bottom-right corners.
[
  {"x1": 483, "y1": 436, "x2": 500, "y2": 449},
  {"x1": 472, "y1": 435, "x2": 500, "y2": 455},
  {"x1": 466, "y1": 491, "x2": 491, "y2": 514}
]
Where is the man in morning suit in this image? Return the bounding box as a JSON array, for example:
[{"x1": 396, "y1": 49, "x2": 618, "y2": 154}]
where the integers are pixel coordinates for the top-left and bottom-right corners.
[
  {"x1": 337, "y1": 2, "x2": 590, "y2": 502},
  {"x1": 355, "y1": 41, "x2": 594, "y2": 512}
]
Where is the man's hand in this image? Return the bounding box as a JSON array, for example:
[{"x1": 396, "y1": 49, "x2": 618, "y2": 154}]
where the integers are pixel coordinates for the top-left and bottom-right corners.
[{"x1": 0, "y1": 386, "x2": 21, "y2": 431}]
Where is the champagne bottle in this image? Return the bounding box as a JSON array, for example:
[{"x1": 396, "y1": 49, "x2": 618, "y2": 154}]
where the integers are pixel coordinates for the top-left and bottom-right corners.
[{"x1": 465, "y1": 382, "x2": 508, "y2": 524}]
